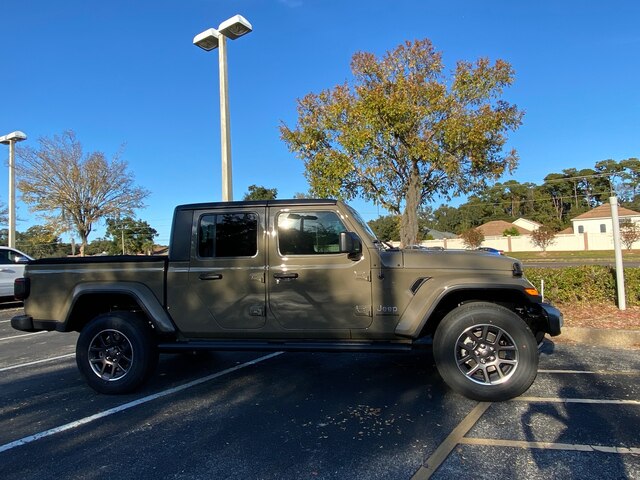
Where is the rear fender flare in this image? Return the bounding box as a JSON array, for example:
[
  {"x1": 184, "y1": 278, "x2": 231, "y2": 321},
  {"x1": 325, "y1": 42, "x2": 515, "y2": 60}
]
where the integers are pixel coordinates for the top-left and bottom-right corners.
[{"x1": 65, "y1": 282, "x2": 176, "y2": 333}]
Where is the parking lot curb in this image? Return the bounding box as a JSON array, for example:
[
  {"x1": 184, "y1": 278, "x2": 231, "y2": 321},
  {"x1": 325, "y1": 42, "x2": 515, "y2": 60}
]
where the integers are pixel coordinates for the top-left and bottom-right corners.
[{"x1": 556, "y1": 327, "x2": 640, "y2": 349}]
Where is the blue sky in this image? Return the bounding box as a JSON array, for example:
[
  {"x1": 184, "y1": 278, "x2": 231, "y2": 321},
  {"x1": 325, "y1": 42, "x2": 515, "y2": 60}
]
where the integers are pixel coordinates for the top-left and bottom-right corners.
[{"x1": 1, "y1": 0, "x2": 639, "y2": 245}]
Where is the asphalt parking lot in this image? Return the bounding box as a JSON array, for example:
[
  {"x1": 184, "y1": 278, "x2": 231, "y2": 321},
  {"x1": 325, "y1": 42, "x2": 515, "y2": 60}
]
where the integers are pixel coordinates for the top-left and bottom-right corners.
[{"x1": 1, "y1": 305, "x2": 638, "y2": 479}]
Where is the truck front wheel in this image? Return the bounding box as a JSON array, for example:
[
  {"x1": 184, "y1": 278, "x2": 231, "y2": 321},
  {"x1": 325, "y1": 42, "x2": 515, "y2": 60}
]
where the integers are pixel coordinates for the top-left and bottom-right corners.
[
  {"x1": 433, "y1": 302, "x2": 538, "y2": 402},
  {"x1": 76, "y1": 312, "x2": 158, "y2": 394}
]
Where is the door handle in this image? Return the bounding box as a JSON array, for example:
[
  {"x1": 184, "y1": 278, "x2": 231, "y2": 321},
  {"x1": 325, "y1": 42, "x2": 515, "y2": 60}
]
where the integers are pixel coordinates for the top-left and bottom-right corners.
[
  {"x1": 199, "y1": 273, "x2": 223, "y2": 280},
  {"x1": 273, "y1": 272, "x2": 298, "y2": 281}
]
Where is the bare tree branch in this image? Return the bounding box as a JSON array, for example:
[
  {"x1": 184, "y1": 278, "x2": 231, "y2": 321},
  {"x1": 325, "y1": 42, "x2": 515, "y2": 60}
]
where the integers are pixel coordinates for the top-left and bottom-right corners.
[{"x1": 16, "y1": 130, "x2": 150, "y2": 255}]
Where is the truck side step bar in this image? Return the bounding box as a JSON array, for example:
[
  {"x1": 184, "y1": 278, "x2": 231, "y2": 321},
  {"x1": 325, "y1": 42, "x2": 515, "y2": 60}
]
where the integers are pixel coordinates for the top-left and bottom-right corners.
[{"x1": 157, "y1": 339, "x2": 428, "y2": 354}]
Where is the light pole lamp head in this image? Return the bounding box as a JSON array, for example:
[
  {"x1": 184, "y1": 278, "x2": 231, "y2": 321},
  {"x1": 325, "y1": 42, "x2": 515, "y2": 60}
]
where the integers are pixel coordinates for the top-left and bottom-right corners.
[
  {"x1": 0, "y1": 131, "x2": 27, "y2": 144},
  {"x1": 218, "y1": 15, "x2": 252, "y2": 40},
  {"x1": 193, "y1": 28, "x2": 221, "y2": 51}
]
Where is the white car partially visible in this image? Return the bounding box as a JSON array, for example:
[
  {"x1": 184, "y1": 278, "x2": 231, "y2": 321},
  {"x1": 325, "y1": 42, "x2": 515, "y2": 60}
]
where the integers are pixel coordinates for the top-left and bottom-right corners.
[{"x1": 0, "y1": 247, "x2": 33, "y2": 300}]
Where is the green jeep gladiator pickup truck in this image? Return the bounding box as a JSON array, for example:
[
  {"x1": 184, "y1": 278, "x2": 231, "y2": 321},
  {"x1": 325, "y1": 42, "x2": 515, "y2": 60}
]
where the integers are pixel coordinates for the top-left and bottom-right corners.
[{"x1": 12, "y1": 199, "x2": 562, "y2": 401}]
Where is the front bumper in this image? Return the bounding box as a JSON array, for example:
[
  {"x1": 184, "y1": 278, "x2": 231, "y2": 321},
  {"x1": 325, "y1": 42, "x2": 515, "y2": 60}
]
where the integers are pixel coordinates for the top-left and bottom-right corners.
[{"x1": 539, "y1": 302, "x2": 563, "y2": 336}]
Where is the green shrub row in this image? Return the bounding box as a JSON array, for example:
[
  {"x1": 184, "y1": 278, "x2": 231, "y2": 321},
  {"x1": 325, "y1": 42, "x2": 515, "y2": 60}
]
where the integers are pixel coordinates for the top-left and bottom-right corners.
[{"x1": 525, "y1": 265, "x2": 640, "y2": 306}]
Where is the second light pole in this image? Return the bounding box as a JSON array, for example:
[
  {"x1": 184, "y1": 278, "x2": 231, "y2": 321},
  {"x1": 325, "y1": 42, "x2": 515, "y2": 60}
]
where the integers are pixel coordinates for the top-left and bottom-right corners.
[
  {"x1": 194, "y1": 14, "x2": 252, "y2": 202},
  {"x1": 0, "y1": 130, "x2": 27, "y2": 248}
]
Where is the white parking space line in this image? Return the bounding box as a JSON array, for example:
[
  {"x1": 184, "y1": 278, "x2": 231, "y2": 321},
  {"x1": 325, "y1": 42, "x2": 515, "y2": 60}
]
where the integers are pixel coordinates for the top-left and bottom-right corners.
[
  {"x1": 0, "y1": 354, "x2": 75, "y2": 372},
  {"x1": 539, "y1": 369, "x2": 639, "y2": 376},
  {"x1": 412, "y1": 392, "x2": 640, "y2": 478},
  {"x1": 411, "y1": 402, "x2": 492, "y2": 480},
  {"x1": 0, "y1": 352, "x2": 282, "y2": 454},
  {"x1": 0, "y1": 331, "x2": 46, "y2": 341},
  {"x1": 459, "y1": 437, "x2": 640, "y2": 455},
  {"x1": 515, "y1": 397, "x2": 640, "y2": 406}
]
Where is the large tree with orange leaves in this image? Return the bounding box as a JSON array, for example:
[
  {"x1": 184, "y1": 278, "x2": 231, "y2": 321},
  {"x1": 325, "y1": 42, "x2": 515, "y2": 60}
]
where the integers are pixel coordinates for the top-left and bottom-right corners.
[{"x1": 281, "y1": 39, "x2": 524, "y2": 246}]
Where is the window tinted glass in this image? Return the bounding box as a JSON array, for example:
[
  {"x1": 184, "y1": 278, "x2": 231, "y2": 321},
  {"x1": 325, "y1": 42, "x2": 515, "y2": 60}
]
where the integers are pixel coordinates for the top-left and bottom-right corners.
[
  {"x1": 277, "y1": 211, "x2": 346, "y2": 255},
  {"x1": 578, "y1": 225, "x2": 584, "y2": 234},
  {"x1": 198, "y1": 212, "x2": 258, "y2": 258},
  {"x1": 600, "y1": 224, "x2": 606, "y2": 233}
]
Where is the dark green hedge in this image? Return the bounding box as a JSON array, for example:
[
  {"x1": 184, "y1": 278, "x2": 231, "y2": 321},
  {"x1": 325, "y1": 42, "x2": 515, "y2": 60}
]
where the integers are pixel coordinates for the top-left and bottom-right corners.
[{"x1": 525, "y1": 266, "x2": 640, "y2": 306}]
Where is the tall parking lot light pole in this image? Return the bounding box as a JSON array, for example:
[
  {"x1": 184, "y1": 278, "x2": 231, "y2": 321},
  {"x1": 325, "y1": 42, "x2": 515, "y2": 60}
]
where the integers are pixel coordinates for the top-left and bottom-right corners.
[
  {"x1": 0, "y1": 131, "x2": 27, "y2": 248},
  {"x1": 193, "y1": 14, "x2": 253, "y2": 202},
  {"x1": 610, "y1": 196, "x2": 626, "y2": 310}
]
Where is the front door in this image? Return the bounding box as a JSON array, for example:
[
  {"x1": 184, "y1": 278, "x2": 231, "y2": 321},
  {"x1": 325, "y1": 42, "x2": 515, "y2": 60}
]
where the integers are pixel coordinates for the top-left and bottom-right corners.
[{"x1": 267, "y1": 206, "x2": 373, "y2": 335}]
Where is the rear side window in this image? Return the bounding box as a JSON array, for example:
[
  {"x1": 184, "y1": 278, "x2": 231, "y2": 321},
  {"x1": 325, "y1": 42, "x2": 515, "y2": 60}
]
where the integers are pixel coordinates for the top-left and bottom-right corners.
[
  {"x1": 198, "y1": 212, "x2": 258, "y2": 258},
  {"x1": 277, "y1": 210, "x2": 346, "y2": 255}
]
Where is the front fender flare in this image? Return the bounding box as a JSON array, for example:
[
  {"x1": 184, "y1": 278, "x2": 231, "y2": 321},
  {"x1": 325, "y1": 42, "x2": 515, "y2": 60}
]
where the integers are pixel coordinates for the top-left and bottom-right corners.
[{"x1": 394, "y1": 281, "x2": 534, "y2": 338}]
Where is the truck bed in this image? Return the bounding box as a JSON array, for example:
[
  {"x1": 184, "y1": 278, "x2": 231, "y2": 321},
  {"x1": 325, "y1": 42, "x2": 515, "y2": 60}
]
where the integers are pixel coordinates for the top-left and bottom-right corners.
[{"x1": 21, "y1": 255, "x2": 168, "y2": 330}]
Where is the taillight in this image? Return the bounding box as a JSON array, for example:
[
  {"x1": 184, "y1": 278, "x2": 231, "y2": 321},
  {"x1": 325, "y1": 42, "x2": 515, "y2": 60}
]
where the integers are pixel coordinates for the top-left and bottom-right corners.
[{"x1": 14, "y1": 278, "x2": 30, "y2": 301}]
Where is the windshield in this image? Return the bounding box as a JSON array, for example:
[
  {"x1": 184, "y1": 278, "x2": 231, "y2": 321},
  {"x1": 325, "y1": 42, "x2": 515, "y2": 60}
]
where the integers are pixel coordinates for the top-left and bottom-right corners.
[{"x1": 345, "y1": 204, "x2": 378, "y2": 244}]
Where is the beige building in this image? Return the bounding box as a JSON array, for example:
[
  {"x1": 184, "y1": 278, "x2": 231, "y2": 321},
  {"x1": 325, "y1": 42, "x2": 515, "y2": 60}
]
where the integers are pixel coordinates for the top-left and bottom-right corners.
[{"x1": 422, "y1": 204, "x2": 640, "y2": 252}]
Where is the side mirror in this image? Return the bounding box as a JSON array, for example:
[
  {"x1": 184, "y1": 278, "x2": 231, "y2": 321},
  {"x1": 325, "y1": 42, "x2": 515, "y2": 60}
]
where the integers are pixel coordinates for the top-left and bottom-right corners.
[
  {"x1": 14, "y1": 255, "x2": 30, "y2": 265},
  {"x1": 339, "y1": 232, "x2": 362, "y2": 255}
]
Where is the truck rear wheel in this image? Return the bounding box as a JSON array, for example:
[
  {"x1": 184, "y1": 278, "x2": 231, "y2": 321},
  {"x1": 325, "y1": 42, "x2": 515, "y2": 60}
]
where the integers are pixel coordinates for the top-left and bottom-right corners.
[
  {"x1": 76, "y1": 312, "x2": 158, "y2": 394},
  {"x1": 433, "y1": 302, "x2": 538, "y2": 402}
]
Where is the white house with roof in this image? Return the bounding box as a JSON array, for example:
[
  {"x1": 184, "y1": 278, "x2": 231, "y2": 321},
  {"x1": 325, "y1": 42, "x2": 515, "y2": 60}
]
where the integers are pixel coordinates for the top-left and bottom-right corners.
[{"x1": 570, "y1": 204, "x2": 640, "y2": 235}]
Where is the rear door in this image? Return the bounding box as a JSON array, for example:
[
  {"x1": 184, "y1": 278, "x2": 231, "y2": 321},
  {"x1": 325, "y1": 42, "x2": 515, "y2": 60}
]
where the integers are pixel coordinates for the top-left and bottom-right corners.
[
  {"x1": 267, "y1": 205, "x2": 373, "y2": 335},
  {"x1": 171, "y1": 206, "x2": 267, "y2": 335}
]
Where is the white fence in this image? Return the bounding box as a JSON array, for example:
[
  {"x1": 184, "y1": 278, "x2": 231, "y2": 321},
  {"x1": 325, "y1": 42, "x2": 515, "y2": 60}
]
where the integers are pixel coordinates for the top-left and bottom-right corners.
[{"x1": 421, "y1": 232, "x2": 640, "y2": 252}]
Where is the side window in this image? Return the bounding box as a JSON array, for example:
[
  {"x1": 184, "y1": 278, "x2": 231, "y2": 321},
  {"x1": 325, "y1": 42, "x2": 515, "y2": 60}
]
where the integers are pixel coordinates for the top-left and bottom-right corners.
[
  {"x1": 277, "y1": 210, "x2": 347, "y2": 255},
  {"x1": 600, "y1": 224, "x2": 606, "y2": 233},
  {"x1": 578, "y1": 225, "x2": 584, "y2": 234},
  {"x1": 0, "y1": 250, "x2": 9, "y2": 264},
  {"x1": 198, "y1": 212, "x2": 258, "y2": 258}
]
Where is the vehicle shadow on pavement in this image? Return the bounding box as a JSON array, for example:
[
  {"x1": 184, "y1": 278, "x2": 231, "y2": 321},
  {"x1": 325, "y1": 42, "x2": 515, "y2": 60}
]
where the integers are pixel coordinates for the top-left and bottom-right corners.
[{"x1": 2, "y1": 350, "x2": 475, "y2": 480}]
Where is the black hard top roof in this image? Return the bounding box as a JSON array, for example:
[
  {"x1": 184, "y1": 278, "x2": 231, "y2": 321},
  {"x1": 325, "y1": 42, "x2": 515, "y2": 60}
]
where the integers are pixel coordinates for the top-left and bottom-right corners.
[{"x1": 174, "y1": 198, "x2": 339, "y2": 211}]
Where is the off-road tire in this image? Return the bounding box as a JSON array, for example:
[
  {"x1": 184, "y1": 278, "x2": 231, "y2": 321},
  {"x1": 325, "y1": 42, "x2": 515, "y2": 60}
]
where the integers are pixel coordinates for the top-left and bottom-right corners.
[
  {"x1": 76, "y1": 312, "x2": 158, "y2": 394},
  {"x1": 433, "y1": 302, "x2": 538, "y2": 402}
]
